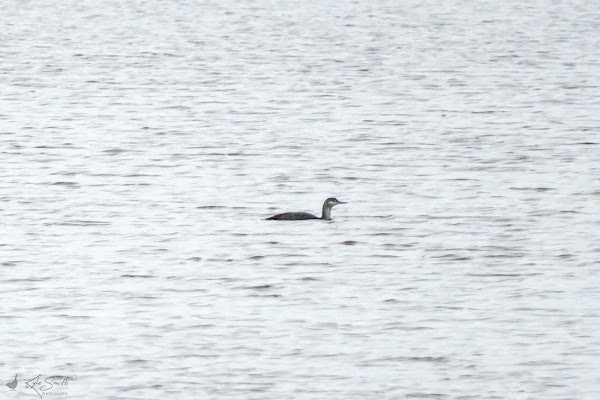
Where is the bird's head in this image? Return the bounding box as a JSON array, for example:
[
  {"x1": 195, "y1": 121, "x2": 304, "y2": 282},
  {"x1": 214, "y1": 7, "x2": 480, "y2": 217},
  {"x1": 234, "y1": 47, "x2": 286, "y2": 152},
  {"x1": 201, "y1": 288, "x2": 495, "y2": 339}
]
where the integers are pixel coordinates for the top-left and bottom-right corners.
[{"x1": 325, "y1": 198, "x2": 346, "y2": 207}]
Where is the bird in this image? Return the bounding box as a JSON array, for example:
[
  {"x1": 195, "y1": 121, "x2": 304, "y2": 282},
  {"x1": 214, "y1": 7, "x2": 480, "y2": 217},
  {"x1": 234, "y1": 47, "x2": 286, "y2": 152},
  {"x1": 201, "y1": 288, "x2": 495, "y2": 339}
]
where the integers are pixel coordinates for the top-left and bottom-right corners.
[
  {"x1": 266, "y1": 198, "x2": 346, "y2": 221},
  {"x1": 6, "y1": 374, "x2": 17, "y2": 390}
]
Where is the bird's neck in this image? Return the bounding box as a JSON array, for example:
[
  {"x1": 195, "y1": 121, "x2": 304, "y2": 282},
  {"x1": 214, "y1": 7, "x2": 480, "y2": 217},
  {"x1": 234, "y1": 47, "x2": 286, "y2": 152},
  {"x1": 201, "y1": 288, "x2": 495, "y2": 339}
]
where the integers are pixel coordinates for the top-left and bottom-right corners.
[{"x1": 321, "y1": 204, "x2": 332, "y2": 220}]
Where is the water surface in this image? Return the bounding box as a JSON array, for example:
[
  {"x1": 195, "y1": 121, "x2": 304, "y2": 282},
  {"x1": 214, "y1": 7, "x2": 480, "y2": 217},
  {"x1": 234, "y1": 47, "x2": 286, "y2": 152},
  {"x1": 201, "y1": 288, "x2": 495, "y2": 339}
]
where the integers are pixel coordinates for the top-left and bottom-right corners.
[{"x1": 1, "y1": 0, "x2": 599, "y2": 398}]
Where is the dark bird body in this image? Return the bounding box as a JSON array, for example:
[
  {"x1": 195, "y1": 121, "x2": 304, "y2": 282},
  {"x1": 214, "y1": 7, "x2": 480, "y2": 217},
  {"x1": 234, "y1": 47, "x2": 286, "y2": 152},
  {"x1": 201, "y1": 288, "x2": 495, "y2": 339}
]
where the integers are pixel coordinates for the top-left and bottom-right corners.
[
  {"x1": 267, "y1": 212, "x2": 319, "y2": 220},
  {"x1": 266, "y1": 198, "x2": 346, "y2": 221}
]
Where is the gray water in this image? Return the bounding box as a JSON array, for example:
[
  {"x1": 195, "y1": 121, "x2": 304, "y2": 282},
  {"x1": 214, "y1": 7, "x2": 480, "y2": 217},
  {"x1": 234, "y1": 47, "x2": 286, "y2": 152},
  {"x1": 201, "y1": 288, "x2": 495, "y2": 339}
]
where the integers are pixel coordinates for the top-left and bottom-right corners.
[{"x1": 2, "y1": 0, "x2": 599, "y2": 399}]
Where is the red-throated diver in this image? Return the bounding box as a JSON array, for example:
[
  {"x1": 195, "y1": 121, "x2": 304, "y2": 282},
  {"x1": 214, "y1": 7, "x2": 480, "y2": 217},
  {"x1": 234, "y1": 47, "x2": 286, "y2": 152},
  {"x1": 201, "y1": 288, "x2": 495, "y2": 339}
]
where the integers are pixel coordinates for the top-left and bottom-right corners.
[{"x1": 266, "y1": 198, "x2": 346, "y2": 221}]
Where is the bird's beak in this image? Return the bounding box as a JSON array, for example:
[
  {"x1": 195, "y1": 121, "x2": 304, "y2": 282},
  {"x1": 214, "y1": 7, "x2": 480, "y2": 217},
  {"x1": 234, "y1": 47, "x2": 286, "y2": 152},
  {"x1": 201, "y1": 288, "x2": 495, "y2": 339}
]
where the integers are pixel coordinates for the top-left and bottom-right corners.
[{"x1": 337, "y1": 201, "x2": 347, "y2": 204}]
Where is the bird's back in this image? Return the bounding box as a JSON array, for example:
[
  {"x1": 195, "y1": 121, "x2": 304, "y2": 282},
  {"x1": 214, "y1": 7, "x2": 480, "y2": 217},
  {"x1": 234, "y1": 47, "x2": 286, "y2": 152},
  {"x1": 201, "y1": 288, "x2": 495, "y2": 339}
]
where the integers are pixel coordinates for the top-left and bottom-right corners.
[{"x1": 266, "y1": 212, "x2": 319, "y2": 220}]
